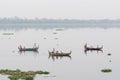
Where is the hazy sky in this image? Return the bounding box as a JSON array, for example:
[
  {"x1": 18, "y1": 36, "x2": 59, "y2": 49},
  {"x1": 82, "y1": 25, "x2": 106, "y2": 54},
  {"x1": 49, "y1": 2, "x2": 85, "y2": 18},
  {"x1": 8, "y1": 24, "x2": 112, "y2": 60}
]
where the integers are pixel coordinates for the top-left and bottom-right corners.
[{"x1": 0, "y1": 0, "x2": 120, "y2": 19}]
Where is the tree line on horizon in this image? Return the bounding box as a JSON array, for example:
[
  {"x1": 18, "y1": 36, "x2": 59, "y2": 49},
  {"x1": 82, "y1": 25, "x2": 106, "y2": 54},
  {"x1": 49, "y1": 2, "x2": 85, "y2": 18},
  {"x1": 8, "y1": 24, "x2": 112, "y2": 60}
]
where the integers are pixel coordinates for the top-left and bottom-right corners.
[{"x1": 0, "y1": 17, "x2": 120, "y2": 24}]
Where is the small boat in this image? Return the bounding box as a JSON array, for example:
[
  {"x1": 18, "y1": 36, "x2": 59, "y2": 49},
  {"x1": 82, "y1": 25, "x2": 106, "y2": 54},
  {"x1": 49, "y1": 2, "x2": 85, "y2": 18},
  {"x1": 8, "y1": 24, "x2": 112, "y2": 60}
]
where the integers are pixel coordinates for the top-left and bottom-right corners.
[
  {"x1": 18, "y1": 44, "x2": 39, "y2": 51},
  {"x1": 84, "y1": 43, "x2": 103, "y2": 51},
  {"x1": 48, "y1": 50, "x2": 71, "y2": 56}
]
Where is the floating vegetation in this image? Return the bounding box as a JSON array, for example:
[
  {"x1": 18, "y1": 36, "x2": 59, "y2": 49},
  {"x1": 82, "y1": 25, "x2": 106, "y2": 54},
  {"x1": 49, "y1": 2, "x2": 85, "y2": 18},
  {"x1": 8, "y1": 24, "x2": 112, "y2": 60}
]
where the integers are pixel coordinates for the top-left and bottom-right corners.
[
  {"x1": 36, "y1": 70, "x2": 49, "y2": 74},
  {"x1": 101, "y1": 68, "x2": 112, "y2": 73},
  {"x1": 108, "y1": 53, "x2": 111, "y2": 56},
  {"x1": 0, "y1": 69, "x2": 49, "y2": 80},
  {"x1": 8, "y1": 75, "x2": 34, "y2": 80}
]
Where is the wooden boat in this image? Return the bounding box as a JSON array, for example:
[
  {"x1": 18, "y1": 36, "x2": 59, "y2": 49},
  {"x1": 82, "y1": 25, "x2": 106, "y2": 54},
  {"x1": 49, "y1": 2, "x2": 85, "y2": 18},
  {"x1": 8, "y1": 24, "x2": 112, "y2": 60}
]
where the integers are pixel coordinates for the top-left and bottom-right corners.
[
  {"x1": 18, "y1": 45, "x2": 39, "y2": 51},
  {"x1": 48, "y1": 50, "x2": 71, "y2": 56},
  {"x1": 84, "y1": 44, "x2": 103, "y2": 51}
]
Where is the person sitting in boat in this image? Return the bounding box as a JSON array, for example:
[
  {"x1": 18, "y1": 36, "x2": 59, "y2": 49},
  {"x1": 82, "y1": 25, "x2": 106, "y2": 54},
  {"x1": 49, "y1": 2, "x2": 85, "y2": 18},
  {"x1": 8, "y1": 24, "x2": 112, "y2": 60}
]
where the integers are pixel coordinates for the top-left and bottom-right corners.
[
  {"x1": 20, "y1": 45, "x2": 22, "y2": 48},
  {"x1": 33, "y1": 43, "x2": 39, "y2": 48},
  {"x1": 18, "y1": 45, "x2": 22, "y2": 51},
  {"x1": 84, "y1": 43, "x2": 87, "y2": 48},
  {"x1": 52, "y1": 48, "x2": 55, "y2": 53}
]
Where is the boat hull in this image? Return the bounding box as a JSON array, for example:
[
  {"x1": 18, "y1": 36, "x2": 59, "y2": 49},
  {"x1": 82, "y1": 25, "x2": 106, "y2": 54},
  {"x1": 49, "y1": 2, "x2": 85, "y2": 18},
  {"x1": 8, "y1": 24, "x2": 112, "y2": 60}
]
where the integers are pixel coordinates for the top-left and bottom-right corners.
[
  {"x1": 48, "y1": 51, "x2": 71, "y2": 56},
  {"x1": 85, "y1": 47, "x2": 102, "y2": 50},
  {"x1": 19, "y1": 47, "x2": 39, "y2": 51}
]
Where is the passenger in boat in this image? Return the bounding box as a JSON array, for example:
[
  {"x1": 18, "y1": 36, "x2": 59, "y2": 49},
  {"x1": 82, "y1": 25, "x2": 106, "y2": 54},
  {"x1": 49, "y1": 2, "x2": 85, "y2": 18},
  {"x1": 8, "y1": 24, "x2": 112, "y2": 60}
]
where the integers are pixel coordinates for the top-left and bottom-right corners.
[
  {"x1": 84, "y1": 43, "x2": 87, "y2": 48},
  {"x1": 52, "y1": 48, "x2": 55, "y2": 53},
  {"x1": 18, "y1": 45, "x2": 22, "y2": 51},
  {"x1": 20, "y1": 45, "x2": 22, "y2": 49}
]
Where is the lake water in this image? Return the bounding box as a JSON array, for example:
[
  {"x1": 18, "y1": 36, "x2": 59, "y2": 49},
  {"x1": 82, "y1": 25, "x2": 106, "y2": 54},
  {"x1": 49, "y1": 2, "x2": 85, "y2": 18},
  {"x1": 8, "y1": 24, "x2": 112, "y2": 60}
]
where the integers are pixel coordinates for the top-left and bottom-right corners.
[{"x1": 0, "y1": 28, "x2": 120, "y2": 80}]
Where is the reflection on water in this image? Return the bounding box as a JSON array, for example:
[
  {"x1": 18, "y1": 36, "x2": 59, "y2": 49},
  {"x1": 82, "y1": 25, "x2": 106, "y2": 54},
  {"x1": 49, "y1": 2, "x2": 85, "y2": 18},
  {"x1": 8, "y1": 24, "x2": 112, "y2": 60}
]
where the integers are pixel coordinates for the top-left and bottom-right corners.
[
  {"x1": 18, "y1": 51, "x2": 39, "y2": 56},
  {"x1": 84, "y1": 49, "x2": 103, "y2": 54},
  {"x1": 48, "y1": 55, "x2": 72, "y2": 61},
  {"x1": 18, "y1": 50, "x2": 39, "y2": 54}
]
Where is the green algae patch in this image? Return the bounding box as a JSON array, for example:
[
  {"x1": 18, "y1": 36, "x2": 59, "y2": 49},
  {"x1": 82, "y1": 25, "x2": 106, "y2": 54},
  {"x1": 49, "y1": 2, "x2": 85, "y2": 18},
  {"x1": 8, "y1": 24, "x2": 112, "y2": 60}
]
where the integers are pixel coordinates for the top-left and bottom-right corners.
[
  {"x1": 101, "y1": 68, "x2": 112, "y2": 73},
  {"x1": 0, "y1": 69, "x2": 50, "y2": 80},
  {"x1": 8, "y1": 75, "x2": 34, "y2": 80},
  {"x1": 36, "y1": 70, "x2": 49, "y2": 74},
  {"x1": 107, "y1": 53, "x2": 111, "y2": 56}
]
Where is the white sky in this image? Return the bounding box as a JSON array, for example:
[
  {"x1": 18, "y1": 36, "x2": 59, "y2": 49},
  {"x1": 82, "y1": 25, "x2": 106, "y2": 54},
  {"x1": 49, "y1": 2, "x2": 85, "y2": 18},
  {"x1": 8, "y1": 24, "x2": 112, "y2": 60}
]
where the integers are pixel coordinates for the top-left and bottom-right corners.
[{"x1": 0, "y1": 0, "x2": 120, "y2": 19}]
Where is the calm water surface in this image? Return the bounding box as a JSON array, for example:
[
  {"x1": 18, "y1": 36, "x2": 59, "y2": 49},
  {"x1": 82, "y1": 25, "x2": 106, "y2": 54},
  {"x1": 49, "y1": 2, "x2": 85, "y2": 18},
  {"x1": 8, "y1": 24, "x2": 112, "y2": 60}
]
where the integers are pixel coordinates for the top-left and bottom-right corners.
[{"x1": 0, "y1": 28, "x2": 120, "y2": 80}]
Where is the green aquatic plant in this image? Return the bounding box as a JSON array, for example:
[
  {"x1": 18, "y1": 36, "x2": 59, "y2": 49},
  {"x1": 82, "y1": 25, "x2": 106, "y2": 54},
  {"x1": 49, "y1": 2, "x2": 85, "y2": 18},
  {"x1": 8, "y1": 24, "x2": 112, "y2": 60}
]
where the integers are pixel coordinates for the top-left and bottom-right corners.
[
  {"x1": 0, "y1": 69, "x2": 50, "y2": 80},
  {"x1": 36, "y1": 70, "x2": 49, "y2": 74},
  {"x1": 101, "y1": 68, "x2": 112, "y2": 73},
  {"x1": 107, "y1": 53, "x2": 111, "y2": 56},
  {"x1": 8, "y1": 75, "x2": 34, "y2": 80},
  {"x1": 0, "y1": 69, "x2": 49, "y2": 75}
]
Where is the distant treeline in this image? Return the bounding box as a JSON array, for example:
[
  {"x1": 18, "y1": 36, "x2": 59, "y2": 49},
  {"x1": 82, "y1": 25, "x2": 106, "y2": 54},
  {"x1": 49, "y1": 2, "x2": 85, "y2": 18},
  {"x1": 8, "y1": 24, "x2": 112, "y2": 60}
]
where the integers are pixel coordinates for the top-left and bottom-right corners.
[
  {"x1": 0, "y1": 17, "x2": 120, "y2": 29},
  {"x1": 0, "y1": 17, "x2": 120, "y2": 24}
]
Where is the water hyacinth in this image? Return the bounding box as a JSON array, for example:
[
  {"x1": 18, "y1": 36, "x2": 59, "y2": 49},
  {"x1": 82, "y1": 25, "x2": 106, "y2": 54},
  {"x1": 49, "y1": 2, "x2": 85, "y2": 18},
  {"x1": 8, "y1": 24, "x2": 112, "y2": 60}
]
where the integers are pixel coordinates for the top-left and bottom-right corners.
[
  {"x1": 8, "y1": 75, "x2": 34, "y2": 80},
  {"x1": 107, "y1": 53, "x2": 111, "y2": 56},
  {"x1": 101, "y1": 69, "x2": 112, "y2": 73},
  {"x1": 0, "y1": 69, "x2": 49, "y2": 80}
]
